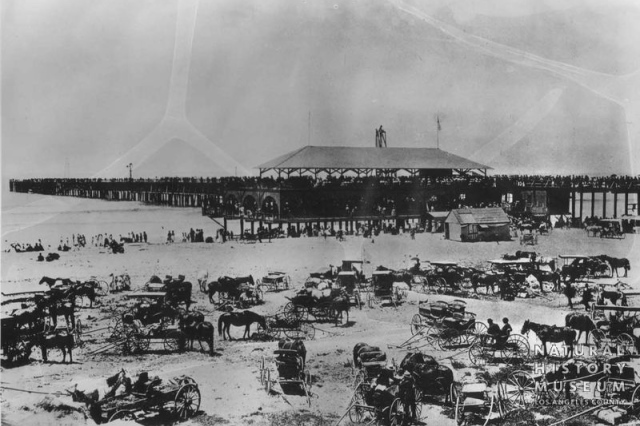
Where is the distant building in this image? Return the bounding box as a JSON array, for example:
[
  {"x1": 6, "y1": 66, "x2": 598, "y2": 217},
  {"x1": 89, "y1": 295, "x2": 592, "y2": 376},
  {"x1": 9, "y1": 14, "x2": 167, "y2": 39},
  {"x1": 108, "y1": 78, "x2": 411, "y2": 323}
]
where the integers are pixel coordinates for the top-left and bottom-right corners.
[{"x1": 445, "y1": 208, "x2": 510, "y2": 242}]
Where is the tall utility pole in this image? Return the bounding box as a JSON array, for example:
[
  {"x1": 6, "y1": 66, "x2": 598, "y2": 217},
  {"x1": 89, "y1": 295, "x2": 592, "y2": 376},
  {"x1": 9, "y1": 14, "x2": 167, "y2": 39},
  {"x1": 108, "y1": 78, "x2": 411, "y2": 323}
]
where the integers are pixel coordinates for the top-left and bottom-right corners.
[{"x1": 127, "y1": 163, "x2": 133, "y2": 180}]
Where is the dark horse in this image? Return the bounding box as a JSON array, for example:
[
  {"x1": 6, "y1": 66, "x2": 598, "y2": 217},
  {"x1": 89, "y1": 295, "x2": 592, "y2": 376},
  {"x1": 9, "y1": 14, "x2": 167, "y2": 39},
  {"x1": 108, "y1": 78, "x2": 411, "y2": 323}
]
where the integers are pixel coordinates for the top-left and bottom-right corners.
[
  {"x1": 166, "y1": 280, "x2": 193, "y2": 311},
  {"x1": 179, "y1": 312, "x2": 214, "y2": 355},
  {"x1": 71, "y1": 282, "x2": 98, "y2": 308},
  {"x1": 30, "y1": 320, "x2": 75, "y2": 363},
  {"x1": 397, "y1": 352, "x2": 455, "y2": 403},
  {"x1": 218, "y1": 310, "x2": 266, "y2": 340},
  {"x1": 598, "y1": 255, "x2": 631, "y2": 278},
  {"x1": 207, "y1": 276, "x2": 255, "y2": 304},
  {"x1": 565, "y1": 313, "x2": 598, "y2": 345},
  {"x1": 521, "y1": 320, "x2": 576, "y2": 358}
]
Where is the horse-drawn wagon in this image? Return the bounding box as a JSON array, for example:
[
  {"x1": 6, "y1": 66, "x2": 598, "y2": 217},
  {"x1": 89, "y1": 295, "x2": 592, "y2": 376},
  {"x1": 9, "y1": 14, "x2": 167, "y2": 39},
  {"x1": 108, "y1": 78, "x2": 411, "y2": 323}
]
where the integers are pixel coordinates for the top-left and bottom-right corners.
[
  {"x1": 367, "y1": 270, "x2": 404, "y2": 308},
  {"x1": 72, "y1": 371, "x2": 200, "y2": 423},
  {"x1": 599, "y1": 219, "x2": 626, "y2": 239},
  {"x1": 257, "y1": 271, "x2": 291, "y2": 293},
  {"x1": 468, "y1": 332, "x2": 530, "y2": 366},
  {"x1": 284, "y1": 288, "x2": 350, "y2": 325},
  {"x1": 257, "y1": 310, "x2": 315, "y2": 340},
  {"x1": 335, "y1": 271, "x2": 363, "y2": 309},
  {"x1": 404, "y1": 300, "x2": 484, "y2": 351},
  {"x1": 259, "y1": 340, "x2": 312, "y2": 406},
  {"x1": 590, "y1": 304, "x2": 640, "y2": 355}
]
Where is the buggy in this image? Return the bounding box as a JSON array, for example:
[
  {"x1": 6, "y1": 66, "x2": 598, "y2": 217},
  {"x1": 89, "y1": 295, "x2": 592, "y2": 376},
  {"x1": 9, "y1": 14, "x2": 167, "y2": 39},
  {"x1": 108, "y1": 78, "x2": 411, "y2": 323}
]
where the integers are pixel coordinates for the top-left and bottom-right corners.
[
  {"x1": 367, "y1": 271, "x2": 403, "y2": 308},
  {"x1": 259, "y1": 341, "x2": 312, "y2": 406},
  {"x1": 257, "y1": 272, "x2": 291, "y2": 293},
  {"x1": 256, "y1": 309, "x2": 316, "y2": 340},
  {"x1": 468, "y1": 332, "x2": 530, "y2": 366},
  {"x1": 74, "y1": 372, "x2": 200, "y2": 423}
]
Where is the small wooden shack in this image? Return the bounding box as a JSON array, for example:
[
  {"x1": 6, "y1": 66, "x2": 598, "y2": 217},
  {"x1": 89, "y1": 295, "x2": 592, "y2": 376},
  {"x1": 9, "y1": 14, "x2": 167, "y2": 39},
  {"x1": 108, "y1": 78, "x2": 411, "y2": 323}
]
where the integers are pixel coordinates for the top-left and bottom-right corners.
[{"x1": 445, "y1": 208, "x2": 511, "y2": 242}]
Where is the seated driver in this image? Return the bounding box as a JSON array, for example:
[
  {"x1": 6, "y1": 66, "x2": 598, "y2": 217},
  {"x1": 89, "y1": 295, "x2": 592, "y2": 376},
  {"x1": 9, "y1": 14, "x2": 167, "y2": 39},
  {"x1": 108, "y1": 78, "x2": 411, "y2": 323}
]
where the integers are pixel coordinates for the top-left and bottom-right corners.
[
  {"x1": 499, "y1": 317, "x2": 512, "y2": 345},
  {"x1": 487, "y1": 318, "x2": 500, "y2": 343}
]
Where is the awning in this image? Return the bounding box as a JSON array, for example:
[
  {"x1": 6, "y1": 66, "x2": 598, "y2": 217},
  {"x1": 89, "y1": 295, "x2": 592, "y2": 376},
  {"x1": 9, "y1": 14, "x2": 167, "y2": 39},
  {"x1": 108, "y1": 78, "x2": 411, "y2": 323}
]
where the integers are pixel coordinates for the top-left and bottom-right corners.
[{"x1": 426, "y1": 211, "x2": 449, "y2": 220}]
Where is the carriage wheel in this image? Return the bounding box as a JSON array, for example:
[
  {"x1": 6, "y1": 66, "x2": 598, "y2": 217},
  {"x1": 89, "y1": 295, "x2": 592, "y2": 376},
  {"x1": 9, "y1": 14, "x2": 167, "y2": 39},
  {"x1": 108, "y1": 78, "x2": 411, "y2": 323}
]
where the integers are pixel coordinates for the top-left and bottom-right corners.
[
  {"x1": 438, "y1": 329, "x2": 461, "y2": 351},
  {"x1": 96, "y1": 281, "x2": 109, "y2": 296},
  {"x1": 174, "y1": 383, "x2": 201, "y2": 420},
  {"x1": 389, "y1": 398, "x2": 405, "y2": 426},
  {"x1": 163, "y1": 329, "x2": 186, "y2": 352},
  {"x1": 132, "y1": 332, "x2": 150, "y2": 354},
  {"x1": 617, "y1": 333, "x2": 635, "y2": 355},
  {"x1": 454, "y1": 394, "x2": 466, "y2": 426},
  {"x1": 630, "y1": 385, "x2": 640, "y2": 414},
  {"x1": 465, "y1": 322, "x2": 488, "y2": 345},
  {"x1": 283, "y1": 302, "x2": 305, "y2": 322},
  {"x1": 108, "y1": 410, "x2": 135, "y2": 422},
  {"x1": 259, "y1": 356, "x2": 266, "y2": 385},
  {"x1": 414, "y1": 390, "x2": 423, "y2": 420},
  {"x1": 504, "y1": 335, "x2": 530, "y2": 364},
  {"x1": 436, "y1": 279, "x2": 448, "y2": 294},
  {"x1": 468, "y1": 341, "x2": 488, "y2": 366},
  {"x1": 300, "y1": 322, "x2": 315, "y2": 340},
  {"x1": 422, "y1": 325, "x2": 440, "y2": 349},
  {"x1": 410, "y1": 314, "x2": 424, "y2": 336},
  {"x1": 348, "y1": 387, "x2": 365, "y2": 423},
  {"x1": 591, "y1": 329, "x2": 605, "y2": 348},
  {"x1": 500, "y1": 371, "x2": 536, "y2": 408},
  {"x1": 265, "y1": 370, "x2": 271, "y2": 393}
]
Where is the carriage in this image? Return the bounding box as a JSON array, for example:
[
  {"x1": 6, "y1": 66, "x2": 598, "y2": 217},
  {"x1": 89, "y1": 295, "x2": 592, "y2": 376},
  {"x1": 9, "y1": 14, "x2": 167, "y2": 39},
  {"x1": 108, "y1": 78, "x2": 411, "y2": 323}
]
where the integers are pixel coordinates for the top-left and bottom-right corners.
[
  {"x1": 335, "y1": 271, "x2": 363, "y2": 309},
  {"x1": 347, "y1": 380, "x2": 408, "y2": 426},
  {"x1": 468, "y1": 332, "x2": 530, "y2": 366},
  {"x1": 590, "y1": 304, "x2": 640, "y2": 355},
  {"x1": 257, "y1": 271, "x2": 291, "y2": 293},
  {"x1": 259, "y1": 341, "x2": 312, "y2": 406},
  {"x1": 352, "y1": 345, "x2": 389, "y2": 387},
  {"x1": 428, "y1": 261, "x2": 469, "y2": 293},
  {"x1": 257, "y1": 310, "x2": 316, "y2": 340},
  {"x1": 76, "y1": 373, "x2": 200, "y2": 423},
  {"x1": 367, "y1": 271, "x2": 404, "y2": 308},
  {"x1": 519, "y1": 225, "x2": 538, "y2": 246},
  {"x1": 594, "y1": 360, "x2": 640, "y2": 415},
  {"x1": 559, "y1": 255, "x2": 611, "y2": 281},
  {"x1": 284, "y1": 289, "x2": 348, "y2": 325},
  {"x1": 599, "y1": 219, "x2": 625, "y2": 239},
  {"x1": 404, "y1": 300, "x2": 485, "y2": 351},
  {"x1": 452, "y1": 382, "x2": 505, "y2": 426}
]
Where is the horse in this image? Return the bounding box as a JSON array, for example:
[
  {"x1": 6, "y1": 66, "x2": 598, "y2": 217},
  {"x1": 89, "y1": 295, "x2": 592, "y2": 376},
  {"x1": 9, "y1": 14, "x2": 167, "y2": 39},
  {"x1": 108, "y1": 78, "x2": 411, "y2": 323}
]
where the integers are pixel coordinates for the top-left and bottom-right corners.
[
  {"x1": 207, "y1": 276, "x2": 255, "y2": 304},
  {"x1": 32, "y1": 329, "x2": 75, "y2": 363},
  {"x1": 565, "y1": 313, "x2": 598, "y2": 345},
  {"x1": 218, "y1": 310, "x2": 266, "y2": 340},
  {"x1": 72, "y1": 282, "x2": 98, "y2": 308},
  {"x1": 398, "y1": 352, "x2": 438, "y2": 372},
  {"x1": 598, "y1": 289, "x2": 628, "y2": 306},
  {"x1": 46, "y1": 293, "x2": 76, "y2": 330},
  {"x1": 521, "y1": 320, "x2": 576, "y2": 358},
  {"x1": 179, "y1": 313, "x2": 214, "y2": 355},
  {"x1": 598, "y1": 255, "x2": 631, "y2": 278},
  {"x1": 165, "y1": 279, "x2": 193, "y2": 311},
  {"x1": 470, "y1": 272, "x2": 499, "y2": 294}
]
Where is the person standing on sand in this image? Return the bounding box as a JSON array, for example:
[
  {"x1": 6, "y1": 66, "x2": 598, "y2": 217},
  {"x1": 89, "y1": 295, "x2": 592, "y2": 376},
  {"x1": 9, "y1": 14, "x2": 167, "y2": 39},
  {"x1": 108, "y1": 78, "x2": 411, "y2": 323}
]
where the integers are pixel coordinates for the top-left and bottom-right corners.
[
  {"x1": 143, "y1": 232, "x2": 147, "y2": 243},
  {"x1": 564, "y1": 281, "x2": 575, "y2": 309}
]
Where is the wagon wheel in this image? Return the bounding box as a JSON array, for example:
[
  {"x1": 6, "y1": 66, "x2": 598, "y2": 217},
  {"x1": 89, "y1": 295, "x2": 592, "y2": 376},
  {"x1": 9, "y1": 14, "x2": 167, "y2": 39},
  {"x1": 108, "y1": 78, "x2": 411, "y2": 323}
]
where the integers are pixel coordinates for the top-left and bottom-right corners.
[
  {"x1": 410, "y1": 314, "x2": 424, "y2": 336},
  {"x1": 630, "y1": 385, "x2": 640, "y2": 415},
  {"x1": 422, "y1": 325, "x2": 440, "y2": 349},
  {"x1": 348, "y1": 386, "x2": 365, "y2": 423},
  {"x1": 265, "y1": 369, "x2": 271, "y2": 393},
  {"x1": 96, "y1": 280, "x2": 109, "y2": 296},
  {"x1": 454, "y1": 394, "x2": 466, "y2": 426},
  {"x1": 300, "y1": 322, "x2": 315, "y2": 340},
  {"x1": 108, "y1": 410, "x2": 136, "y2": 422},
  {"x1": 174, "y1": 383, "x2": 201, "y2": 420},
  {"x1": 616, "y1": 333, "x2": 635, "y2": 355},
  {"x1": 465, "y1": 321, "x2": 488, "y2": 345},
  {"x1": 283, "y1": 302, "x2": 306, "y2": 322},
  {"x1": 131, "y1": 331, "x2": 150, "y2": 354},
  {"x1": 259, "y1": 356, "x2": 266, "y2": 385},
  {"x1": 163, "y1": 329, "x2": 186, "y2": 352},
  {"x1": 503, "y1": 335, "x2": 529, "y2": 364},
  {"x1": 438, "y1": 329, "x2": 461, "y2": 351},
  {"x1": 468, "y1": 340, "x2": 488, "y2": 366},
  {"x1": 389, "y1": 398, "x2": 405, "y2": 426},
  {"x1": 591, "y1": 329, "x2": 605, "y2": 348},
  {"x1": 436, "y1": 278, "x2": 448, "y2": 294},
  {"x1": 414, "y1": 389, "x2": 423, "y2": 420},
  {"x1": 499, "y1": 371, "x2": 536, "y2": 409}
]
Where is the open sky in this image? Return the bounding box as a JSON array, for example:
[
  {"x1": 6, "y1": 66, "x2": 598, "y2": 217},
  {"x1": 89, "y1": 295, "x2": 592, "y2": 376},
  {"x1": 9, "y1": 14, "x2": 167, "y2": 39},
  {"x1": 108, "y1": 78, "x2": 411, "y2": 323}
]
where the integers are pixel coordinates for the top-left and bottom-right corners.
[{"x1": 2, "y1": 0, "x2": 640, "y2": 178}]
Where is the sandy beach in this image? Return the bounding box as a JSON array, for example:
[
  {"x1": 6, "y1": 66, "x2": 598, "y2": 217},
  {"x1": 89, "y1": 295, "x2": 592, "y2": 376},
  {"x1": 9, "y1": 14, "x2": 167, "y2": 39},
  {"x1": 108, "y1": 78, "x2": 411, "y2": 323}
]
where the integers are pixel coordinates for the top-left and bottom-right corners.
[{"x1": 1, "y1": 194, "x2": 639, "y2": 426}]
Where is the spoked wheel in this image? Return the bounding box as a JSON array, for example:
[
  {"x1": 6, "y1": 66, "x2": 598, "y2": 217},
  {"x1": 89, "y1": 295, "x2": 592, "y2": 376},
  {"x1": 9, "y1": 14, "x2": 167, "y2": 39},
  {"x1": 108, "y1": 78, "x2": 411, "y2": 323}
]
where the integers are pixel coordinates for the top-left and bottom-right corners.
[
  {"x1": 499, "y1": 371, "x2": 536, "y2": 408},
  {"x1": 410, "y1": 314, "x2": 424, "y2": 336},
  {"x1": 132, "y1": 332, "x2": 150, "y2": 354},
  {"x1": 96, "y1": 280, "x2": 109, "y2": 296},
  {"x1": 504, "y1": 335, "x2": 530, "y2": 364},
  {"x1": 108, "y1": 410, "x2": 135, "y2": 422},
  {"x1": 436, "y1": 279, "x2": 448, "y2": 294},
  {"x1": 283, "y1": 302, "x2": 306, "y2": 322},
  {"x1": 265, "y1": 370, "x2": 271, "y2": 393},
  {"x1": 468, "y1": 341, "x2": 488, "y2": 367},
  {"x1": 617, "y1": 333, "x2": 635, "y2": 355},
  {"x1": 630, "y1": 385, "x2": 640, "y2": 415},
  {"x1": 454, "y1": 394, "x2": 466, "y2": 426},
  {"x1": 174, "y1": 383, "x2": 201, "y2": 420},
  {"x1": 164, "y1": 329, "x2": 186, "y2": 352},
  {"x1": 389, "y1": 398, "x2": 405, "y2": 426},
  {"x1": 465, "y1": 322, "x2": 487, "y2": 346},
  {"x1": 422, "y1": 325, "x2": 440, "y2": 349},
  {"x1": 437, "y1": 329, "x2": 461, "y2": 351},
  {"x1": 348, "y1": 387, "x2": 365, "y2": 423}
]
